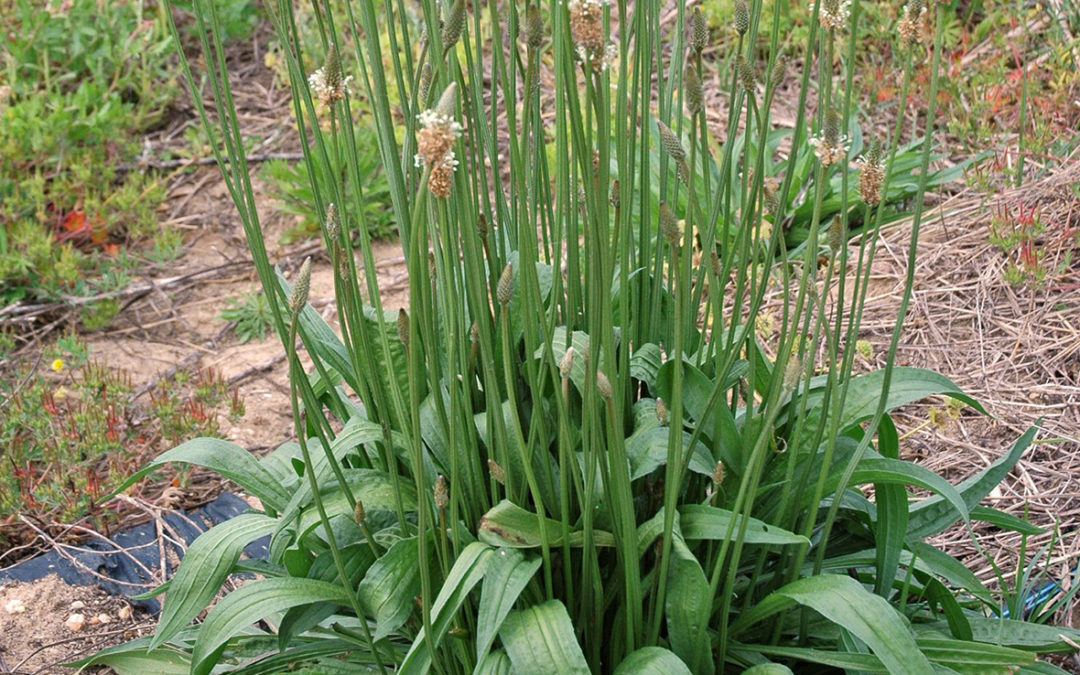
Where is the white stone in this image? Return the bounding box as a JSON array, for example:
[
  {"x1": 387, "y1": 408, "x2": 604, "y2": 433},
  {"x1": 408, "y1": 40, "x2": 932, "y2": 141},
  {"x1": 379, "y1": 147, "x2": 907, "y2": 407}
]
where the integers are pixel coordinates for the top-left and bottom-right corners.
[
  {"x1": 66, "y1": 613, "x2": 86, "y2": 632},
  {"x1": 4, "y1": 599, "x2": 26, "y2": 614}
]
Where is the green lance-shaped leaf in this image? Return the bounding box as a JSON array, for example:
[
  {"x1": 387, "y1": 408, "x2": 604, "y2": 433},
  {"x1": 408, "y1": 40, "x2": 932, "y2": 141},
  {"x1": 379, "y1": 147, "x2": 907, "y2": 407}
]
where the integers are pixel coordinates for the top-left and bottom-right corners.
[
  {"x1": 66, "y1": 637, "x2": 191, "y2": 675},
  {"x1": 476, "y1": 548, "x2": 542, "y2": 663},
  {"x1": 190, "y1": 578, "x2": 354, "y2": 675},
  {"x1": 825, "y1": 455, "x2": 970, "y2": 530},
  {"x1": 500, "y1": 600, "x2": 589, "y2": 673},
  {"x1": 666, "y1": 534, "x2": 714, "y2": 673},
  {"x1": 105, "y1": 437, "x2": 289, "y2": 513},
  {"x1": 907, "y1": 425, "x2": 1037, "y2": 540},
  {"x1": 732, "y1": 574, "x2": 936, "y2": 675},
  {"x1": 151, "y1": 512, "x2": 277, "y2": 649},
  {"x1": 741, "y1": 665, "x2": 794, "y2": 675},
  {"x1": 358, "y1": 535, "x2": 423, "y2": 641},
  {"x1": 400, "y1": 542, "x2": 494, "y2": 674},
  {"x1": 678, "y1": 504, "x2": 809, "y2": 546},
  {"x1": 613, "y1": 647, "x2": 692, "y2": 674},
  {"x1": 478, "y1": 500, "x2": 616, "y2": 548}
]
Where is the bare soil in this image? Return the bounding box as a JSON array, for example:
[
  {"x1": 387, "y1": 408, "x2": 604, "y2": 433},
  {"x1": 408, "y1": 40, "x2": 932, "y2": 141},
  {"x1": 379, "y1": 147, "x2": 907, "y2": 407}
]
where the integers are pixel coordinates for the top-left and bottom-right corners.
[{"x1": 0, "y1": 575, "x2": 152, "y2": 674}]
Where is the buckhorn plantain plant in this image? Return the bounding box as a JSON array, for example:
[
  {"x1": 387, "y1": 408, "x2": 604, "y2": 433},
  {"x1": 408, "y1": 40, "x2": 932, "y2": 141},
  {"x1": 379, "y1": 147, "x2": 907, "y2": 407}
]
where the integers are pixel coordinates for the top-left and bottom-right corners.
[{"x1": 80, "y1": 0, "x2": 1080, "y2": 672}]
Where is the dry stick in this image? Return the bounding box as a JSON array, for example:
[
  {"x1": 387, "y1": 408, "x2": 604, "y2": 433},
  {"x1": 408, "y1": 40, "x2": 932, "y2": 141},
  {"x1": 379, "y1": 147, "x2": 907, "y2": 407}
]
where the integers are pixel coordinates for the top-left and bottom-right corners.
[
  {"x1": 15, "y1": 516, "x2": 160, "y2": 590},
  {"x1": 115, "y1": 151, "x2": 305, "y2": 173}
]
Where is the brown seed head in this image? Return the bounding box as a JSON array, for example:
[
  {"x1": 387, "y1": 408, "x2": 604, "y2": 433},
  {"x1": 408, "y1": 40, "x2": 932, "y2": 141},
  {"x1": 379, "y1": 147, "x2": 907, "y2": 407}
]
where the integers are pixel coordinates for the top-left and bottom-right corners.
[
  {"x1": 353, "y1": 499, "x2": 366, "y2": 524},
  {"x1": 855, "y1": 141, "x2": 885, "y2": 205},
  {"x1": 712, "y1": 461, "x2": 724, "y2": 485},
  {"x1": 568, "y1": 0, "x2": 608, "y2": 58},
  {"x1": 428, "y1": 162, "x2": 454, "y2": 198}
]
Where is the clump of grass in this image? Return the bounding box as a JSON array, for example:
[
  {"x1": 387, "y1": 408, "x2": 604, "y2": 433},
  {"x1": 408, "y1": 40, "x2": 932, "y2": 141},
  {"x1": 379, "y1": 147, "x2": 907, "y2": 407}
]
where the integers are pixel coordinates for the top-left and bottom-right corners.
[{"x1": 82, "y1": 0, "x2": 1080, "y2": 672}]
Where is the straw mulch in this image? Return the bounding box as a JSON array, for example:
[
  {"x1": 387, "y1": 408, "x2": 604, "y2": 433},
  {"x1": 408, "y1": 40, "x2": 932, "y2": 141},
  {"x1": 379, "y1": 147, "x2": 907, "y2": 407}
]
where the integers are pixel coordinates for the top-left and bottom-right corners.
[{"x1": 854, "y1": 155, "x2": 1080, "y2": 623}]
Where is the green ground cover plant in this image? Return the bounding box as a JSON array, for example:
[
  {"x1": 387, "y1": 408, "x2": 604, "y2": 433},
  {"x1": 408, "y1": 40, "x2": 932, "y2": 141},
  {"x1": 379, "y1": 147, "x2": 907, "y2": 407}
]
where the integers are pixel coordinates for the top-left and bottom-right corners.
[
  {"x1": 0, "y1": 341, "x2": 243, "y2": 549},
  {"x1": 0, "y1": 0, "x2": 179, "y2": 308},
  {"x1": 82, "y1": 0, "x2": 1080, "y2": 672}
]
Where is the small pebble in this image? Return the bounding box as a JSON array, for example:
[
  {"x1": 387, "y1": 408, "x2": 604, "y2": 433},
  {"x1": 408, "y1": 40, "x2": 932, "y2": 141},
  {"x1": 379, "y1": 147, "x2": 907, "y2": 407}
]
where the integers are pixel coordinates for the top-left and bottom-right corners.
[
  {"x1": 97, "y1": 613, "x2": 112, "y2": 624},
  {"x1": 4, "y1": 599, "x2": 26, "y2": 614},
  {"x1": 66, "y1": 613, "x2": 86, "y2": 632},
  {"x1": 118, "y1": 605, "x2": 132, "y2": 620},
  {"x1": 70, "y1": 600, "x2": 85, "y2": 610}
]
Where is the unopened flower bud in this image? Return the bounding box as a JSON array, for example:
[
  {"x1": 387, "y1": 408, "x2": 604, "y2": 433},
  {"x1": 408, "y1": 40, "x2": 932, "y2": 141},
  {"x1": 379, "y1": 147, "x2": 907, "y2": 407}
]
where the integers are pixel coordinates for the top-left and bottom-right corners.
[
  {"x1": 560, "y1": 347, "x2": 575, "y2": 378},
  {"x1": 769, "y1": 55, "x2": 788, "y2": 91},
  {"x1": 326, "y1": 203, "x2": 340, "y2": 241},
  {"x1": 783, "y1": 354, "x2": 803, "y2": 391},
  {"x1": 610, "y1": 179, "x2": 620, "y2": 208},
  {"x1": 434, "y1": 475, "x2": 449, "y2": 509},
  {"x1": 736, "y1": 55, "x2": 756, "y2": 92},
  {"x1": 435, "y1": 82, "x2": 458, "y2": 120},
  {"x1": 488, "y1": 459, "x2": 506, "y2": 484},
  {"x1": 684, "y1": 64, "x2": 703, "y2": 116},
  {"x1": 828, "y1": 217, "x2": 844, "y2": 251},
  {"x1": 397, "y1": 309, "x2": 410, "y2": 346},
  {"x1": 657, "y1": 120, "x2": 686, "y2": 162},
  {"x1": 353, "y1": 499, "x2": 366, "y2": 524},
  {"x1": 733, "y1": 0, "x2": 749, "y2": 35},
  {"x1": 289, "y1": 257, "x2": 312, "y2": 314},
  {"x1": 497, "y1": 264, "x2": 514, "y2": 305},
  {"x1": 442, "y1": 0, "x2": 466, "y2": 51},
  {"x1": 688, "y1": 7, "x2": 708, "y2": 54},
  {"x1": 595, "y1": 370, "x2": 612, "y2": 400},
  {"x1": 525, "y1": 5, "x2": 545, "y2": 49},
  {"x1": 659, "y1": 202, "x2": 681, "y2": 246},
  {"x1": 712, "y1": 461, "x2": 724, "y2": 485},
  {"x1": 418, "y1": 63, "x2": 433, "y2": 105}
]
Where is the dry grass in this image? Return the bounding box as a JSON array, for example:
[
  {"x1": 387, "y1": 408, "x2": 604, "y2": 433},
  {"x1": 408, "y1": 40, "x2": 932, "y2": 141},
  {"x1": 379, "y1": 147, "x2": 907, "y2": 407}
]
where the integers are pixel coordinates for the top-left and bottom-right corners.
[{"x1": 854, "y1": 154, "x2": 1080, "y2": 629}]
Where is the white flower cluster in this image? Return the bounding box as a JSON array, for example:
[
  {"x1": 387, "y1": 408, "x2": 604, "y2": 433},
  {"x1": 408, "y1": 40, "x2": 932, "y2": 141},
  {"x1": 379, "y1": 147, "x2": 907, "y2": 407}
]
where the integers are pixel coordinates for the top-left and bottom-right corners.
[
  {"x1": 413, "y1": 109, "x2": 463, "y2": 170},
  {"x1": 818, "y1": 0, "x2": 851, "y2": 32},
  {"x1": 567, "y1": 0, "x2": 610, "y2": 12},
  {"x1": 809, "y1": 134, "x2": 849, "y2": 167},
  {"x1": 417, "y1": 109, "x2": 464, "y2": 137},
  {"x1": 307, "y1": 67, "x2": 352, "y2": 105}
]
